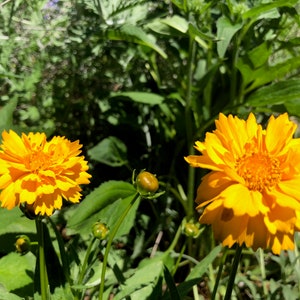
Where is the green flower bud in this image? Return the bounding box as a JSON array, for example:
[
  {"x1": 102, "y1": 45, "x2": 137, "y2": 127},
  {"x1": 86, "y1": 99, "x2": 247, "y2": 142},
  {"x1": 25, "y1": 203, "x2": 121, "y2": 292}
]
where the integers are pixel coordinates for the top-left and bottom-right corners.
[
  {"x1": 136, "y1": 171, "x2": 159, "y2": 196},
  {"x1": 182, "y1": 221, "x2": 201, "y2": 238},
  {"x1": 92, "y1": 222, "x2": 109, "y2": 240},
  {"x1": 15, "y1": 235, "x2": 31, "y2": 254}
]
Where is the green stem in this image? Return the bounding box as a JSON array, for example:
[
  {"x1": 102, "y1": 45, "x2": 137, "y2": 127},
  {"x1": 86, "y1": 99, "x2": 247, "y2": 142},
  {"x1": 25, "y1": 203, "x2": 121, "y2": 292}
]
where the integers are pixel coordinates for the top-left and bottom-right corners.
[
  {"x1": 294, "y1": 240, "x2": 300, "y2": 294},
  {"x1": 35, "y1": 218, "x2": 49, "y2": 300},
  {"x1": 159, "y1": 182, "x2": 188, "y2": 216},
  {"x1": 165, "y1": 224, "x2": 182, "y2": 255},
  {"x1": 224, "y1": 245, "x2": 243, "y2": 300},
  {"x1": 74, "y1": 237, "x2": 97, "y2": 300},
  {"x1": 48, "y1": 217, "x2": 71, "y2": 286},
  {"x1": 211, "y1": 247, "x2": 228, "y2": 300},
  {"x1": 185, "y1": 37, "x2": 196, "y2": 220},
  {"x1": 229, "y1": 37, "x2": 239, "y2": 106},
  {"x1": 78, "y1": 237, "x2": 97, "y2": 286},
  {"x1": 98, "y1": 193, "x2": 140, "y2": 299},
  {"x1": 171, "y1": 243, "x2": 187, "y2": 276},
  {"x1": 259, "y1": 248, "x2": 268, "y2": 296}
]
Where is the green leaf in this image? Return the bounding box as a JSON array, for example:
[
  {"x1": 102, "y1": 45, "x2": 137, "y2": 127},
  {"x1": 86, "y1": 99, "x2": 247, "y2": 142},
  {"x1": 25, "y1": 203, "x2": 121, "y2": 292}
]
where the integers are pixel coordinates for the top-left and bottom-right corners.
[
  {"x1": 238, "y1": 56, "x2": 300, "y2": 93},
  {"x1": 88, "y1": 136, "x2": 128, "y2": 167},
  {"x1": 110, "y1": 91, "x2": 164, "y2": 105},
  {"x1": 146, "y1": 19, "x2": 181, "y2": 36},
  {"x1": 160, "y1": 15, "x2": 188, "y2": 33},
  {"x1": 246, "y1": 80, "x2": 300, "y2": 108},
  {"x1": 216, "y1": 16, "x2": 243, "y2": 58},
  {"x1": 188, "y1": 24, "x2": 209, "y2": 49},
  {"x1": 0, "y1": 207, "x2": 36, "y2": 236},
  {"x1": 94, "y1": 193, "x2": 140, "y2": 238},
  {"x1": 0, "y1": 98, "x2": 17, "y2": 133},
  {"x1": 0, "y1": 252, "x2": 35, "y2": 293},
  {"x1": 113, "y1": 259, "x2": 164, "y2": 300},
  {"x1": 106, "y1": 24, "x2": 167, "y2": 58},
  {"x1": 0, "y1": 286, "x2": 23, "y2": 300},
  {"x1": 242, "y1": 0, "x2": 298, "y2": 20},
  {"x1": 163, "y1": 265, "x2": 181, "y2": 300},
  {"x1": 67, "y1": 181, "x2": 136, "y2": 236},
  {"x1": 247, "y1": 42, "x2": 272, "y2": 69},
  {"x1": 174, "y1": 245, "x2": 222, "y2": 298},
  {"x1": 0, "y1": 207, "x2": 36, "y2": 254},
  {"x1": 285, "y1": 102, "x2": 300, "y2": 117}
]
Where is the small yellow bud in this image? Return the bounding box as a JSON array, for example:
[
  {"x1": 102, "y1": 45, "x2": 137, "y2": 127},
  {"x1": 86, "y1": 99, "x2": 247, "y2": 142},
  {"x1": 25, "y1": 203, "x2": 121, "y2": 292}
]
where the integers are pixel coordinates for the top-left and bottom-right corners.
[
  {"x1": 136, "y1": 171, "x2": 159, "y2": 196},
  {"x1": 15, "y1": 235, "x2": 31, "y2": 254},
  {"x1": 92, "y1": 222, "x2": 109, "y2": 240}
]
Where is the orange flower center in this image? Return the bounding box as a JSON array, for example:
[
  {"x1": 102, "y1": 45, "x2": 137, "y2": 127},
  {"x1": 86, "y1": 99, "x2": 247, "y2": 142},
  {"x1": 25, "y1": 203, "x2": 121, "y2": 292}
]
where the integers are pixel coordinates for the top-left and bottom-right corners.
[
  {"x1": 236, "y1": 152, "x2": 281, "y2": 192},
  {"x1": 27, "y1": 151, "x2": 51, "y2": 173}
]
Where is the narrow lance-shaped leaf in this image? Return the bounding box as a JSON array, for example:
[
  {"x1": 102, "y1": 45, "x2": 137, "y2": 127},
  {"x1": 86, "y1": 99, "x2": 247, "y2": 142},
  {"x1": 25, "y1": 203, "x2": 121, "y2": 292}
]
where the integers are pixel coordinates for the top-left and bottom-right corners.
[
  {"x1": 246, "y1": 79, "x2": 300, "y2": 107},
  {"x1": 110, "y1": 92, "x2": 164, "y2": 105},
  {"x1": 106, "y1": 24, "x2": 167, "y2": 58},
  {"x1": 174, "y1": 245, "x2": 222, "y2": 299},
  {"x1": 0, "y1": 98, "x2": 17, "y2": 134},
  {"x1": 242, "y1": 0, "x2": 298, "y2": 20},
  {"x1": 239, "y1": 56, "x2": 300, "y2": 93},
  {"x1": 216, "y1": 16, "x2": 243, "y2": 58}
]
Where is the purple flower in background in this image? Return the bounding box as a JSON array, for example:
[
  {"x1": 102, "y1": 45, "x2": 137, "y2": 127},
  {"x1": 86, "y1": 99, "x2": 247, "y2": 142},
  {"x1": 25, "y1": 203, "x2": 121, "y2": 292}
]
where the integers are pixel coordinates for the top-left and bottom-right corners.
[
  {"x1": 43, "y1": 0, "x2": 59, "y2": 20},
  {"x1": 44, "y1": 0, "x2": 59, "y2": 9}
]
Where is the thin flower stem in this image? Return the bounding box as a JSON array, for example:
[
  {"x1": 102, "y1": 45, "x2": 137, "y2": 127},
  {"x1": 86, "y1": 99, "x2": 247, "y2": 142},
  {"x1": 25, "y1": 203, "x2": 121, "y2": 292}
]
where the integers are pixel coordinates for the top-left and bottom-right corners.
[
  {"x1": 171, "y1": 243, "x2": 187, "y2": 276},
  {"x1": 98, "y1": 192, "x2": 140, "y2": 300},
  {"x1": 211, "y1": 247, "x2": 228, "y2": 300},
  {"x1": 294, "y1": 238, "x2": 300, "y2": 294},
  {"x1": 35, "y1": 218, "x2": 49, "y2": 300},
  {"x1": 185, "y1": 37, "x2": 196, "y2": 220},
  {"x1": 74, "y1": 237, "x2": 97, "y2": 300},
  {"x1": 165, "y1": 224, "x2": 182, "y2": 255},
  {"x1": 259, "y1": 248, "x2": 268, "y2": 296},
  {"x1": 79, "y1": 237, "x2": 97, "y2": 285},
  {"x1": 224, "y1": 245, "x2": 243, "y2": 300},
  {"x1": 159, "y1": 182, "x2": 188, "y2": 216}
]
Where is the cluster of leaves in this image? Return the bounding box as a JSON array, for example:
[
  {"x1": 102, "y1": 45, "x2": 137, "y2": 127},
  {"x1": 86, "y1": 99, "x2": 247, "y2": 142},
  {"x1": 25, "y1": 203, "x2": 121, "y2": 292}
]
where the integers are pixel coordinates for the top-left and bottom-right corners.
[{"x1": 0, "y1": 0, "x2": 300, "y2": 299}]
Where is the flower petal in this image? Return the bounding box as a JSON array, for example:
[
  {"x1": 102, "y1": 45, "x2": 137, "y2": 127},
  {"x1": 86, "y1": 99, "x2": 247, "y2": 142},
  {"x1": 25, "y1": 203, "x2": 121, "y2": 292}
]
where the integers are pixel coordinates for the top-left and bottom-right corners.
[
  {"x1": 265, "y1": 113, "x2": 296, "y2": 155},
  {"x1": 196, "y1": 171, "x2": 235, "y2": 204},
  {"x1": 220, "y1": 184, "x2": 261, "y2": 216}
]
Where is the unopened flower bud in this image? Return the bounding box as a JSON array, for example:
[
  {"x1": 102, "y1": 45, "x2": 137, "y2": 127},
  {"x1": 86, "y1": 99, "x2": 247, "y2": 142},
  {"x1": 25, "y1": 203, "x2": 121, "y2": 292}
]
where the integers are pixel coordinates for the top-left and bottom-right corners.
[
  {"x1": 15, "y1": 235, "x2": 31, "y2": 254},
  {"x1": 183, "y1": 222, "x2": 201, "y2": 238},
  {"x1": 136, "y1": 171, "x2": 159, "y2": 196},
  {"x1": 92, "y1": 222, "x2": 109, "y2": 240}
]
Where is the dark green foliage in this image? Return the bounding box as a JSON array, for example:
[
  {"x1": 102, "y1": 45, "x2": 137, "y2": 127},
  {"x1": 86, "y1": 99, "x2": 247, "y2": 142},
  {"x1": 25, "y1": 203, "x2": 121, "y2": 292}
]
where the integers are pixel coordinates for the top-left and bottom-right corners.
[{"x1": 0, "y1": 0, "x2": 300, "y2": 299}]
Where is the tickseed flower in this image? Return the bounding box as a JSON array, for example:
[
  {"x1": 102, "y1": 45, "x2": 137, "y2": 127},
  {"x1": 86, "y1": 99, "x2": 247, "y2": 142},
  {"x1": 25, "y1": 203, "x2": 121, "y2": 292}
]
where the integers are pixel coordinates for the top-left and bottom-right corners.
[
  {"x1": 185, "y1": 113, "x2": 300, "y2": 254},
  {"x1": 0, "y1": 130, "x2": 91, "y2": 216}
]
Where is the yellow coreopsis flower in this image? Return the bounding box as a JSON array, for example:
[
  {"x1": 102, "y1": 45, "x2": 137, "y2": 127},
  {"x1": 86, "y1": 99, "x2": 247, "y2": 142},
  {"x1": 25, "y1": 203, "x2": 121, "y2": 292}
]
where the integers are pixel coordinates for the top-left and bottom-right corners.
[
  {"x1": 185, "y1": 113, "x2": 300, "y2": 254},
  {"x1": 0, "y1": 130, "x2": 91, "y2": 216}
]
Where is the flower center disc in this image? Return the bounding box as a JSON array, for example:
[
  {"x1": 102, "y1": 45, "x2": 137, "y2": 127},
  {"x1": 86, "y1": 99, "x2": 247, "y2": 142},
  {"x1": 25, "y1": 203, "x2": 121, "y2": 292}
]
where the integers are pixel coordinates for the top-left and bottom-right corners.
[
  {"x1": 236, "y1": 153, "x2": 281, "y2": 192},
  {"x1": 28, "y1": 151, "x2": 51, "y2": 173}
]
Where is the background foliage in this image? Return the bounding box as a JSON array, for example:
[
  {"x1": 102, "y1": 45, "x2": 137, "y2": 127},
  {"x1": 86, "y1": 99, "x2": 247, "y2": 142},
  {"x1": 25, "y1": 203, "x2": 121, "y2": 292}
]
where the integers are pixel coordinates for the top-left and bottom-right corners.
[{"x1": 0, "y1": 0, "x2": 300, "y2": 299}]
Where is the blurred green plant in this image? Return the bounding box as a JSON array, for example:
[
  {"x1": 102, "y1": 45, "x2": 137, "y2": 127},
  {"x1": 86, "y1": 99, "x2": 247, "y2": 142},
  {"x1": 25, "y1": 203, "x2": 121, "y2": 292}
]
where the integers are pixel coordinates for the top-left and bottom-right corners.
[{"x1": 0, "y1": 0, "x2": 300, "y2": 299}]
